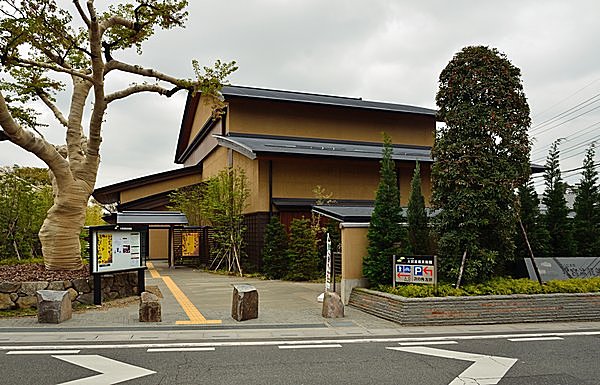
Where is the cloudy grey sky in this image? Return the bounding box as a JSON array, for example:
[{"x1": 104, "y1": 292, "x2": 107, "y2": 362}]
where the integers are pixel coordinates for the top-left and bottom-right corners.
[{"x1": 1, "y1": 0, "x2": 600, "y2": 191}]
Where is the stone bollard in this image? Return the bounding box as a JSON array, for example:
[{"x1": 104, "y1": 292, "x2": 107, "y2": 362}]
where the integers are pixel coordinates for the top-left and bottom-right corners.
[
  {"x1": 139, "y1": 291, "x2": 161, "y2": 322},
  {"x1": 36, "y1": 290, "x2": 72, "y2": 324},
  {"x1": 322, "y1": 291, "x2": 344, "y2": 318},
  {"x1": 231, "y1": 284, "x2": 258, "y2": 321}
]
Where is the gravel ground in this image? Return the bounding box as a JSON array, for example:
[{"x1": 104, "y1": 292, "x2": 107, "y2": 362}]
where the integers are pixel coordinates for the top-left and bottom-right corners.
[{"x1": 0, "y1": 263, "x2": 90, "y2": 282}]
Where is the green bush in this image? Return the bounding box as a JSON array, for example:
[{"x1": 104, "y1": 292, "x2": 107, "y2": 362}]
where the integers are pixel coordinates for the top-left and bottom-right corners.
[
  {"x1": 261, "y1": 216, "x2": 289, "y2": 279},
  {"x1": 285, "y1": 218, "x2": 320, "y2": 281},
  {"x1": 378, "y1": 277, "x2": 600, "y2": 297}
]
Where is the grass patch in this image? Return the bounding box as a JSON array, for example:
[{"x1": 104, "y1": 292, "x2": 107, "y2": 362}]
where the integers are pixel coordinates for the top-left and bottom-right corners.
[
  {"x1": 377, "y1": 277, "x2": 600, "y2": 298},
  {"x1": 0, "y1": 257, "x2": 44, "y2": 266}
]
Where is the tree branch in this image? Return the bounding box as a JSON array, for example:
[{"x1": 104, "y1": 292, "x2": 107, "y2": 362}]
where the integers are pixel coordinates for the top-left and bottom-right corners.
[
  {"x1": 16, "y1": 58, "x2": 93, "y2": 82},
  {"x1": 0, "y1": 90, "x2": 71, "y2": 188},
  {"x1": 37, "y1": 92, "x2": 68, "y2": 128},
  {"x1": 104, "y1": 59, "x2": 189, "y2": 87},
  {"x1": 66, "y1": 77, "x2": 92, "y2": 164},
  {"x1": 73, "y1": 0, "x2": 91, "y2": 27},
  {"x1": 105, "y1": 83, "x2": 183, "y2": 103}
]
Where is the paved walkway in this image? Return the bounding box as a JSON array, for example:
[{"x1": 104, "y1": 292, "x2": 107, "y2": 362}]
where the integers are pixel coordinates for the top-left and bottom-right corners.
[{"x1": 1, "y1": 261, "x2": 599, "y2": 342}]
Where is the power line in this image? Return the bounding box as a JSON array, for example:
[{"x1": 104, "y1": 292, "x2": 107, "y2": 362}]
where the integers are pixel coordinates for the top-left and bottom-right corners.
[
  {"x1": 532, "y1": 77, "x2": 600, "y2": 120},
  {"x1": 530, "y1": 92, "x2": 600, "y2": 133}
]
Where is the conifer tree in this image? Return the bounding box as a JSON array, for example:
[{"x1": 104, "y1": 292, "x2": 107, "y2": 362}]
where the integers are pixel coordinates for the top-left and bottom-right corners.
[
  {"x1": 285, "y1": 218, "x2": 319, "y2": 281},
  {"x1": 262, "y1": 216, "x2": 289, "y2": 279},
  {"x1": 542, "y1": 140, "x2": 574, "y2": 257},
  {"x1": 363, "y1": 133, "x2": 407, "y2": 286},
  {"x1": 407, "y1": 161, "x2": 430, "y2": 254},
  {"x1": 573, "y1": 144, "x2": 600, "y2": 257},
  {"x1": 515, "y1": 178, "x2": 549, "y2": 259}
]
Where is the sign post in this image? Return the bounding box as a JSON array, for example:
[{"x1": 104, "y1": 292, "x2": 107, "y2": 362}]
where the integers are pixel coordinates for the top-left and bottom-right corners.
[
  {"x1": 393, "y1": 255, "x2": 437, "y2": 287},
  {"x1": 89, "y1": 225, "x2": 148, "y2": 305}
]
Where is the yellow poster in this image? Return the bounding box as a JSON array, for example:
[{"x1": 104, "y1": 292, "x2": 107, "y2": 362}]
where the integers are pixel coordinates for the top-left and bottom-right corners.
[
  {"x1": 97, "y1": 233, "x2": 113, "y2": 265},
  {"x1": 181, "y1": 232, "x2": 200, "y2": 257}
]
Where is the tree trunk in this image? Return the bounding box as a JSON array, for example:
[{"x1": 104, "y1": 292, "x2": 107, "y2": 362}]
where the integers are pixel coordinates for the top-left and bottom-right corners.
[{"x1": 39, "y1": 179, "x2": 91, "y2": 270}]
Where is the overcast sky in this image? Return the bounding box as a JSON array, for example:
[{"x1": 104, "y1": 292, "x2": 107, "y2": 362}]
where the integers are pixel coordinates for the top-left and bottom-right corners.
[{"x1": 1, "y1": 0, "x2": 600, "y2": 191}]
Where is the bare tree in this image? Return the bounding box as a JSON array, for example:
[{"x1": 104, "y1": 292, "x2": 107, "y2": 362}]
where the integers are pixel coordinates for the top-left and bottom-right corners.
[{"x1": 0, "y1": 0, "x2": 235, "y2": 270}]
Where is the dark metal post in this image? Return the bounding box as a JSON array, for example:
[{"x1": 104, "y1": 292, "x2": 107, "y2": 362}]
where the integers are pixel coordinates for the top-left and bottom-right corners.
[
  {"x1": 138, "y1": 268, "x2": 145, "y2": 294},
  {"x1": 93, "y1": 274, "x2": 102, "y2": 305}
]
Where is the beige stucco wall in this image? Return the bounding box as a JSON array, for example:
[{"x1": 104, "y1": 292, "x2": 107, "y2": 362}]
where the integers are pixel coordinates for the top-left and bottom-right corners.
[
  {"x1": 188, "y1": 95, "x2": 217, "y2": 145},
  {"x1": 201, "y1": 146, "x2": 229, "y2": 179},
  {"x1": 340, "y1": 224, "x2": 370, "y2": 304},
  {"x1": 228, "y1": 98, "x2": 435, "y2": 147},
  {"x1": 183, "y1": 120, "x2": 222, "y2": 167},
  {"x1": 120, "y1": 173, "x2": 202, "y2": 204},
  {"x1": 231, "y1": 152, "x2": 270, "y2": 213}
]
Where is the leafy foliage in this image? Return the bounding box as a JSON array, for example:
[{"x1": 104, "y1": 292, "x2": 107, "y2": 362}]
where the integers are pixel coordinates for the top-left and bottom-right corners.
[
  {"x1": 542, "y1": 140, "x2": 575, "y2": 257},
  {"x1": 285, "y1": 218, "x2": 320, "y2": 281},
  {"x1": 201, "y1": 168, "x2": 249, "y2": 275},
  {"x1": 261, "y1": 216, "x2": 289, "y2": 279},
  {"x1": 573, "y1": 144, "x2": 600, "y2": 257},
  {"x1": 0, "y1": 166, "x2": 52, "y2": 260},
  {"x1": 168, "y1": 184, "x2": 205, "y2": 226},
  {"x1": 432, "y1": 46, "x2": 531, "y2": 283},
  {"x1": 363, "y1": 133, "x2": 407, "y2": 286},
  {"x1": 378, "y1": 276, "x2": 600, "y2": 298},
  {"x1": 515, "y1": 178, "x2": 550, "y2": 259},
  {"x1": 407, "y1": 161, "x2": 430, "y2": 254}
]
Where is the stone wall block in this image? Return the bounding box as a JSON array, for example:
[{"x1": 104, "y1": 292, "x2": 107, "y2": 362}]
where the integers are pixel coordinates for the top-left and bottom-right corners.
[
  {"x1": 19, "y1": 282, "x2": 49, "y2": 296},
  {"x1": 37, "y1": 290, "x2": 72, "y2": 324},
  {"x1": 66, "y1": 288, "x2": 78, "y2": 302},
  {"x1": 48, "y1": 281, "x2": 69, "y2": 291},
  {"x1": 72, "y1": 278, "x2": 91, "y2": 294},
  {"x1": 0, "y1": 293, "x2": 14, "y2": 310},
  {"x1": 0, "y1": 282, "x2": 21, "y2": 293},
  {"x1": 231, "y1": 284, "x2": 258, "y2": 321},
  {"x1": 16, "y1": 295, "x2": 38, "y2": 309},
  {"x1": 76, "y1": 293, "x2": 94, "y2": 305}
]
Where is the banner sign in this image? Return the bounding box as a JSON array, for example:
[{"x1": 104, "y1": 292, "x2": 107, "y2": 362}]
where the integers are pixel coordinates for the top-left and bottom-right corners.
[
  {"x1": 181, "y1": 231, "x2": 200, "y2": 257},
  {"x1": 92, "y1": 230, "x2": 143, "y2": 273},
  {"x1": 325, "y1": 233, "x2": 332, "y2": 292},
  {"x1": 394, "y1": 255, "x2": 437, "y2": 285}
]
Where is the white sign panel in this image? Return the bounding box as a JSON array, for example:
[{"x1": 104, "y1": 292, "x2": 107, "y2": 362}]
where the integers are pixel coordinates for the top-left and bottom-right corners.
[
  {"x1": 92, "y1": 230, "x2": 143, "y2": 273},
  {"x1": 325, "y1": 233, "x2": 332, "y2": 292}
]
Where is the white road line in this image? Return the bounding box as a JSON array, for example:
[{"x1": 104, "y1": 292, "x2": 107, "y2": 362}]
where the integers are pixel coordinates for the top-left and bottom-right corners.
[
  {"x1": 6, "y1": 350, "x2": 80, "y2": 355},
  {"x1": 508, "y1": 337, "x2": 564, "y2": 342},
  {"x1": 398, "y1": 341, "x2": 458, "y2": 346},
  {"x1": 147, "y1": 347, "x2": 216, "y2": 352},
  {"x1": 0, "y1": 331, "x2": 598, "y2": 350},
  {"x1": 278, "y1": 344, "x2": 342, "y2": 349}
]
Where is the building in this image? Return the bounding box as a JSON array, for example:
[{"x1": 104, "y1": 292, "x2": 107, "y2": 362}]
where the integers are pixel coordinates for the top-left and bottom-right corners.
[{"x1": 93, "y1": 85, "x2": 437, "y2": 275}]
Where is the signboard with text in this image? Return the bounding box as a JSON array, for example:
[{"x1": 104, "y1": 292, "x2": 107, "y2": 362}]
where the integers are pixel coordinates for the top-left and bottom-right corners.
[
  {"x1": 394, "y1": 255, "x2": 437, "y2": 286},
  {"x1": 92, "y1": 230, "x2": 143, "y2": 273}
]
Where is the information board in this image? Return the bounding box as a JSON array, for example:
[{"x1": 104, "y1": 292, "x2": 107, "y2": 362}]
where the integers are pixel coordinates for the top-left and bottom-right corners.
[
  {"x1": 181, "y1": 231, "x2": 200, "y2": 257},
  {"x1": 92, "y1": 230, "x2": 143, "y2": 273},
  {"x1": 394, "y1": 255, "x2": 437, "y2": 285}
]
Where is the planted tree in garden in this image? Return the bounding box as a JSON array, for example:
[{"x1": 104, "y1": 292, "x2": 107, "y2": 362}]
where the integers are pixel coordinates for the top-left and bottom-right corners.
[
  {"x1": 0, "y1": 0, "x2": 236, "y2": 270},
  {"x1": 542, "y1": 140, "x2": 574, "y2": 257},
  {"x1": 363, "y1": 133, "x2": 407, "y2": 286},
  {"x1": 573, "y1": 144, "x2": 600, "y2": 257},
  {"x1": 432, "y1": 46, "x2": 531, "y2": 283},
  {"x1": 515, "y1": 177, "x2": 549, "y2": 260},
  {"x1": 261, "y1": 216, "x2": 289, "y2": 279},
  {"x1": 407, "y1": 161, "x2": 429, "y2": 254},
  {"x1": 0, "y1": 166, "x2": 53, "y2": 260},
  {"x1": 201, "y1": 168, "x2": 249, "y2": 275},
  {"x1": 169, "y1": 184, "x2": 205, "y2": 226},
  {"x1": 285, "y1": 218, "x2": 319, "y2": 281}
]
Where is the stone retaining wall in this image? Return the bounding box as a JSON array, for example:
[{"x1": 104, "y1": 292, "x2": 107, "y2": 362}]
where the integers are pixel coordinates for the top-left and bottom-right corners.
[
  {"x1": 0, "y1": 271, "x2": 139, "y2": 310},
  {"x1": 349, "y1": 288, "x2": 600, "y2": 325}
]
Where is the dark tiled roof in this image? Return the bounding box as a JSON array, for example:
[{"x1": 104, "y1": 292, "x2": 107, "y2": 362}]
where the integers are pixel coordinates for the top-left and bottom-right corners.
[
  {"x1": 214, "y1": 134, "x2": 432, "y2": 162},
  {"x1": 221, "y1": 85, "x2": 437, "y2": 116}
]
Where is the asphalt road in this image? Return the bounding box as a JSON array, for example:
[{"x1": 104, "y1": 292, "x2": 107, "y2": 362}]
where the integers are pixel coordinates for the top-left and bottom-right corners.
[{"x1": 2, "y1": 329, "x2": 600, "y2": 385}]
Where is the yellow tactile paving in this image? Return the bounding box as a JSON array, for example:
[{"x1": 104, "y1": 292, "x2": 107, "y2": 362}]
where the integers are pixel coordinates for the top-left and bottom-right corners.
[
  {"x1": 146, "y1": 262, "x2": 161, "y2": 278},
  {"x1": 146, "y1": 261, "x2": 221, "y2": 325}
]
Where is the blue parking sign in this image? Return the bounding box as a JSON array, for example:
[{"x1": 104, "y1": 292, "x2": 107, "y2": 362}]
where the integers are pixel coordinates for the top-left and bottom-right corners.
[{"x1": 414, "y1": 266, "x2": 423, "y2": 276}]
